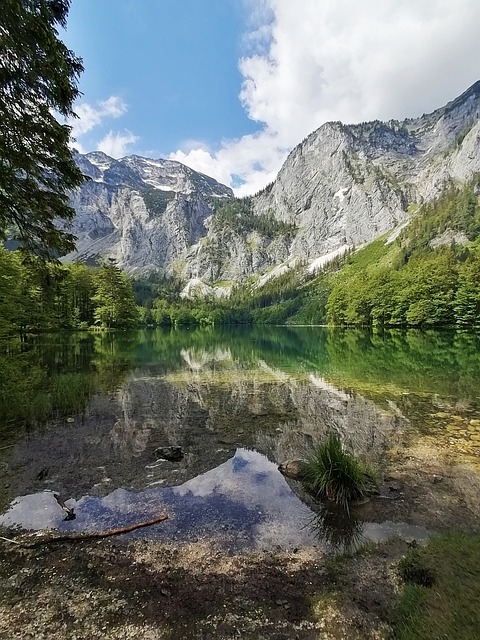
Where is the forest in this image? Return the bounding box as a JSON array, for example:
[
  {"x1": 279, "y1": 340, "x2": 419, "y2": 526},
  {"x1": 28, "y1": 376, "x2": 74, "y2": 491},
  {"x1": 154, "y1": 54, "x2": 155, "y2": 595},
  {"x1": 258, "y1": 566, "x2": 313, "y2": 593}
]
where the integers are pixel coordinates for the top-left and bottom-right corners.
[
  {"x1": 0, "y1": 254, "x2": 138, "y2": 337},
  {"x1": 325, "y1": 179, "x2": 480, "y2": 327},
  {"x1": 1, "y1": 178, "x2": 479, "y2": 334}
]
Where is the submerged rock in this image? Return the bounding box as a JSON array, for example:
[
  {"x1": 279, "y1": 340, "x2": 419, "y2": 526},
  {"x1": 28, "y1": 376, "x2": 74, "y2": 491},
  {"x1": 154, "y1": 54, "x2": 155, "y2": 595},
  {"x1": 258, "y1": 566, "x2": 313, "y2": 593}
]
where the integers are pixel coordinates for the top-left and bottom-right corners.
[
  {"x1": 155, "y1": 446, "x2": 184, "y2": 462},
  {"x1": 278, "y1": 460, "x2": 307, "y2": 480}
]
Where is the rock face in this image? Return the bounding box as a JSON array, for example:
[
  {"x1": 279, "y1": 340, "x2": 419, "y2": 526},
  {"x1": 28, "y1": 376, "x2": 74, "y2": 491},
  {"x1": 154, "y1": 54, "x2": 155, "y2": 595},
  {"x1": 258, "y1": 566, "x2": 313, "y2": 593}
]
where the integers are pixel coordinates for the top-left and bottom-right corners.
[
  {"x1": 248, "y1": 80, "x2": 480, "y2": 265},
  {"x1": 66, "y1": 81, "x2": 480, "y2": 280},
  {"x1": 251, "y1": 121, "x2": 409, "y2": 263},
  {"x1": 64, "y1": 152, "x2": 233, "y2": 274},
  {"x1": 183, "y1": 222, "x2": 292, "y2": 283}
]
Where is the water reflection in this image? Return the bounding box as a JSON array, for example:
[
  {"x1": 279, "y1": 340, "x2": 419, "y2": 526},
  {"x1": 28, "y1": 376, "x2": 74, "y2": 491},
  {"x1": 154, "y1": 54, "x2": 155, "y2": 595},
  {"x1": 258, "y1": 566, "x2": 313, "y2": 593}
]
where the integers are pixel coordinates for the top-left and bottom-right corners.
[
  {"x1": 307, "y1": 504, "x2": 428, "y2": 553},
  {"x1": 0, "y1": 449, "x2": 428, "y2": 552},
  {"x1": 2, "y1": 326, "x2": 480, "y2": 433},
  {"x1": 0, "y1": 449, "x2": 316, "y2": 550},
  {"x1": 3, "y1": 368, "x2": 406, "y2": 506},
  {"x1": 1, "y1": 326, "x2": 478, "y2": 547},
  {"x1": 308, "y1": 505, "x2": 365, "y2": 551}
]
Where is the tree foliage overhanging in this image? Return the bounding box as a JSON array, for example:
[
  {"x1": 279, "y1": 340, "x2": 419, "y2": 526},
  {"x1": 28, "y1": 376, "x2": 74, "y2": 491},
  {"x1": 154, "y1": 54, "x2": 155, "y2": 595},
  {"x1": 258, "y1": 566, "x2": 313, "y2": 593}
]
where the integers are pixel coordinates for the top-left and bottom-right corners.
[{"x1": 0, "y1": 0, "x2": 84, "y2": 257}]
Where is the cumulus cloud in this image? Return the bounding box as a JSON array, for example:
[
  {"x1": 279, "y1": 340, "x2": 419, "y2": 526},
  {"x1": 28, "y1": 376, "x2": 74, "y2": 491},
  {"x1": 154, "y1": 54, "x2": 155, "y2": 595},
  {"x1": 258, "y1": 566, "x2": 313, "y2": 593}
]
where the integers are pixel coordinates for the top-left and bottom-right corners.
[
  {"x1": 98, "y1": 130, "x2": 139, "y2": 158},
  {"x1": 171, "y1": 0, "x2": 480, "y2": 195},
  {"x1": 70, "y1": 96, "x2": 127, "y2": 140},
  {"x1": 170, "y1": 130, "x2": 287, "y2": 194},
  {"x1": 68, "y1": 96, "x2": 140, "y2": 158}
]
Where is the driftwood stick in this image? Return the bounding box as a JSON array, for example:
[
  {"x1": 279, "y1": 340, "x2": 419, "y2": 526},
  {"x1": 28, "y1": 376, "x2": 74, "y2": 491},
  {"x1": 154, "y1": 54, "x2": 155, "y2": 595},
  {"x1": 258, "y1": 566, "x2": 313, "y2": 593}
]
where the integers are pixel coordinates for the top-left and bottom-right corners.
[
  {"x1": 0, "y1": 535, "x2": 22, "y2": 545},
  {"x1": 26, "y1": 514, "x2": 169, "y2": 547}
]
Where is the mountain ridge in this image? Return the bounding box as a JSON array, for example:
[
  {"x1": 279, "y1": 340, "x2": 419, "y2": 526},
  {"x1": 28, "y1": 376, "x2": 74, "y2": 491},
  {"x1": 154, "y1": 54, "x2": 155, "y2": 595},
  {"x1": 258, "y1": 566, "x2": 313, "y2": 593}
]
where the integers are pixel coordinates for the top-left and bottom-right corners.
[
  {"x1": 66, "y1": 80, "x2": 480, "y2": 281},
  {"x1": 65, "y1": 152, "x2": 233, "y2": 274}
]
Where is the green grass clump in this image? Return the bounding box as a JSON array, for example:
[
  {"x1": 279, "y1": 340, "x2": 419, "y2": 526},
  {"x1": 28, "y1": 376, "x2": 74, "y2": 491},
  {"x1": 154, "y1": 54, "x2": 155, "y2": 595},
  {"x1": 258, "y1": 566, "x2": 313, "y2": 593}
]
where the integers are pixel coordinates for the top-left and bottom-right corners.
[
  {"x1": 394, "y1": 533, "x2": 480, "y2": 640},
  {"x1": 301, "y1": 434, "x2": 377, "y2": 511},
  {"x1": 48, "y1": 373, "x2": 93, "y2": 414},
  {"x1": 399, "y1": 548, "x2": 435, "y2": 587}
]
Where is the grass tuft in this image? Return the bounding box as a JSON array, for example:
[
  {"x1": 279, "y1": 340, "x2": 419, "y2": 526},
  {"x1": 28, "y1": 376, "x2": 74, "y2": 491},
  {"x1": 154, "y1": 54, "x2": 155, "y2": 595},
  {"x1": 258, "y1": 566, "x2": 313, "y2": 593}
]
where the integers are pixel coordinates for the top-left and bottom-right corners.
[
  {"x1": 394, "y1": 533, "x2": 480, "y2": 640},
  {"x1": 301, "y1": 434, "x2": 377, "y2": 511},
  {"x1": 399, "y1": 550, "x2": 435, "y2": 587}
]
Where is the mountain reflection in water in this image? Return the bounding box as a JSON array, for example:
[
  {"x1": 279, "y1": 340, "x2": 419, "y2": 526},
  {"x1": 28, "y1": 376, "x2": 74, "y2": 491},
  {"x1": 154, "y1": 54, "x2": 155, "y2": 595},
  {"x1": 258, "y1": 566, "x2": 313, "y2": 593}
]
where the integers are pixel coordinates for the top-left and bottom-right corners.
[
  {"x1": 0, "y1": 449, "x2": 428, "y2": 552},
  {"x1": 2, "y1": 326, "x2": 471, "y2": 550}
]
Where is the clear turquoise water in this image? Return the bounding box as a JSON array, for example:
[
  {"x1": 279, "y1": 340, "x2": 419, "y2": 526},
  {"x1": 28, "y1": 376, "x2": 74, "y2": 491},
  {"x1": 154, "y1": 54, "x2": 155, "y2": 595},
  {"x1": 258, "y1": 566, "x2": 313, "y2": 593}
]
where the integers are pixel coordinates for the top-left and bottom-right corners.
[{"x1": 0, "y1": 326, "x2": 478, "y2": 549}]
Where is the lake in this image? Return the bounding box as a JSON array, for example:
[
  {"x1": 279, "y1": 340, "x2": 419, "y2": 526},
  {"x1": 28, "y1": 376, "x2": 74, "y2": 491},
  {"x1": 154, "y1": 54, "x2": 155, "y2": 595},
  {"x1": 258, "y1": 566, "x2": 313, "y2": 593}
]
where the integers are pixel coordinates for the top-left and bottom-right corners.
[{"x1": 1, "y1": 326, "x2": 479, "y2": 550}]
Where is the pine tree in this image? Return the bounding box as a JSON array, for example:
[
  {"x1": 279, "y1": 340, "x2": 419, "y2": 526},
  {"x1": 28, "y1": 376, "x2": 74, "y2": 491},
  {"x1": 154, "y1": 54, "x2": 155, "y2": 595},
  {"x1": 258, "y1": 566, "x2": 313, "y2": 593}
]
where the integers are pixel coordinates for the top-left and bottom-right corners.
[
  {"x1": 0, "y1": 0, "x2": 84, "y2": 257},
  {"x1": 93, "y1": 261, "x2": 139, "y2": 329}
]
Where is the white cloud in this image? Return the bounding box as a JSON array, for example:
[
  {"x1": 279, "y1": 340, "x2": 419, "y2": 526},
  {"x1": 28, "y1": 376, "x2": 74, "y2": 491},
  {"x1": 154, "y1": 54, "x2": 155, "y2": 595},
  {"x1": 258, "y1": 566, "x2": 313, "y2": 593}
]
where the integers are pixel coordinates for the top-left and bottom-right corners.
[
  {"x1": 68, "y1": 96, "x2": 140, "y2": 158},
  {"x1": 170, "y1": 131, "x2": 286, "y2": 195},
  {"x1": 70, "y1": 96, "x2": 127, "y2": 139},
  {"x1": 98, "y1": 130, "x2": 139, "y2": 158},
  {"x1": 171, "y1": 0, "x2": 480, "y2": 195}
]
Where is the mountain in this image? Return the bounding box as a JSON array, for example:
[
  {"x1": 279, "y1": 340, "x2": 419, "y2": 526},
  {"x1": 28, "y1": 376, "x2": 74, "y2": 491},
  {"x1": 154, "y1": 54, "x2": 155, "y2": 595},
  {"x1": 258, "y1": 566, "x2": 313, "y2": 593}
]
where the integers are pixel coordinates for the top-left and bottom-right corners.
[
  {"x1": 254, "y1": 80, "x2": 480, "y2": 251},
  {"x1": 64, "y1": 152, "x2": 233, "y2": 274},
  {"x1": 66, "y1": 81, "x2": 480, "y2": 280}
]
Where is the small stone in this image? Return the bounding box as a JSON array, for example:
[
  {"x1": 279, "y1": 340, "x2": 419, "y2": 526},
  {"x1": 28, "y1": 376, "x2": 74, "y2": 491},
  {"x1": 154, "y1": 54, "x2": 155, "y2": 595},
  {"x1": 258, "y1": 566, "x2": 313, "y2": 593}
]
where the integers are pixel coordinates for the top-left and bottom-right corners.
[
  {"x1": 155, "y1": 446, "x2": 184, "y2": 462},
  {"x1": 388, "y1": 482, "x2": 401, "y2": 492},
  {"x1": 66, "y1": 417, "x2": 75, "y2": 423},
  {"x1": 161, "y1": 588, "x2": 171, "y2": 597},
  {"x1": 278, "y1": 460, "x2": 306, "y2": 479}
]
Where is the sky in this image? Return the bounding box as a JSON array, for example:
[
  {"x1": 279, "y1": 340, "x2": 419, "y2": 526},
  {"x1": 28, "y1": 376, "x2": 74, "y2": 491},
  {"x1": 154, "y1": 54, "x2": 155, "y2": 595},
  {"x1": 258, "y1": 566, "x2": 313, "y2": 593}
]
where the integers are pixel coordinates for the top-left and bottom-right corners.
[{"x1": 63, "y1": 0, "x2": 480, "y2": 195}]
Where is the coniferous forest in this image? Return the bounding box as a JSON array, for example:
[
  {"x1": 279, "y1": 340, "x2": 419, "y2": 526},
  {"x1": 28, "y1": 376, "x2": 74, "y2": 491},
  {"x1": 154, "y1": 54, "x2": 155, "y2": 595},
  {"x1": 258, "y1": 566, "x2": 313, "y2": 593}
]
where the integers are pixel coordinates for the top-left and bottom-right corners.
[{"x1": 1, "y1": 178, "x2": 480, "y2": 334}]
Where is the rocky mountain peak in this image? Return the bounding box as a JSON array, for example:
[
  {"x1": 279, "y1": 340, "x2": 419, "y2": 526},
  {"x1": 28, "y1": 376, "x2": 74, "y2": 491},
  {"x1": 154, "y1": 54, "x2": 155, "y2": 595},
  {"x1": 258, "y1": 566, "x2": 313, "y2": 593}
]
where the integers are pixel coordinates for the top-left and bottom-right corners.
[
  {"x1": 66, "y1": 81, "x2": 480, "y2": 283},
  {"x1": 64, "y1": 152, "x2": 233, "y2": 274}
]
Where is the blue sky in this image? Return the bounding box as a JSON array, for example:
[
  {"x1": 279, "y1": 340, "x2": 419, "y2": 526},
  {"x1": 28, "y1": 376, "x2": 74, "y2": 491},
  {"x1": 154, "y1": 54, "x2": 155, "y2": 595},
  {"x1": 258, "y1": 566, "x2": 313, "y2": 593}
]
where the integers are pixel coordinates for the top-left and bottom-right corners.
[
  {"x1": 64, "y1": 0, "x2": 257, "y2": 158},
  {"x1": 64, "y1": 0, "x2": 480, "y2": 195}
]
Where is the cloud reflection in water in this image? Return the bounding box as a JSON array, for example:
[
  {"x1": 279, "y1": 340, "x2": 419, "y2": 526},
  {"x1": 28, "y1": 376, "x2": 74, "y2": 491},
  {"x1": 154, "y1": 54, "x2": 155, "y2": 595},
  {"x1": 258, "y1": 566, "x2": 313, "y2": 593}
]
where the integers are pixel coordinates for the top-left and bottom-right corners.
[{"x1": 0, "y1": 448, "x2": 428, "y2": 551}]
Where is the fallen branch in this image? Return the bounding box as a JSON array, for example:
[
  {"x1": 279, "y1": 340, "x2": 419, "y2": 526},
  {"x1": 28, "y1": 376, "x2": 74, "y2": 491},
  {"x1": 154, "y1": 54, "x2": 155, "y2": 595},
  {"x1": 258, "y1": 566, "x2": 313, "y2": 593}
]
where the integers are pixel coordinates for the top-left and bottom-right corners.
[
  {"x1": 0, "y1": 535, "x2": 22, "y2": 546},
  {"x1": 12, "y1": 514, "x2": 169, "y2": 548}
]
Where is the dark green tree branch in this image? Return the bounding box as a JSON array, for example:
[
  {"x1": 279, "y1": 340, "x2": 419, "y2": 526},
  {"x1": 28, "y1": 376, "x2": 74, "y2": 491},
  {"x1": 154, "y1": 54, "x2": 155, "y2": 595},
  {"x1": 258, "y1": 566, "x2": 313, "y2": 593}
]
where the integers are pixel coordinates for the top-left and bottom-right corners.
[{"x1": 0, "y1": 0, "x2": 85, "y2": 257}]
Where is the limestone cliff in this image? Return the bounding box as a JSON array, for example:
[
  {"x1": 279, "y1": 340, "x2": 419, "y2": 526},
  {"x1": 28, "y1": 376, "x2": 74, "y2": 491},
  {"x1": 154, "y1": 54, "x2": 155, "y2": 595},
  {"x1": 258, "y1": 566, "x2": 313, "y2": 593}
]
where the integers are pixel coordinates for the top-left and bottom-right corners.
[
  {"x1": 182, "y1": 81, "x2": 480, "y2": 282},
  {"x1": 64, "y1": 152, "x2": 233, "y2": 275},
  {"x1": 66, "y1": 81, "x2": 480, "y2": 282},
  {"x1": 258, "y1": 82, "x2": 480, "y2": 257}
]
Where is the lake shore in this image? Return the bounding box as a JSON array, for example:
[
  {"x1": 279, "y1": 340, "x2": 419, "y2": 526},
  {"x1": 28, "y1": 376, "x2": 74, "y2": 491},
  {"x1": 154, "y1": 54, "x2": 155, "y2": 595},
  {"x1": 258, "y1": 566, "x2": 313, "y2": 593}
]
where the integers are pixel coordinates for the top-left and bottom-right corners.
[
  {"x1": 1, "y1": 438, "x2": 479, "y2": 640},
  {"x1": 1, "y1": 327, "x2": 480, "y2": 638},
  {"x1": 0, "y1": 534, "x2": 406, "y2": 640}
]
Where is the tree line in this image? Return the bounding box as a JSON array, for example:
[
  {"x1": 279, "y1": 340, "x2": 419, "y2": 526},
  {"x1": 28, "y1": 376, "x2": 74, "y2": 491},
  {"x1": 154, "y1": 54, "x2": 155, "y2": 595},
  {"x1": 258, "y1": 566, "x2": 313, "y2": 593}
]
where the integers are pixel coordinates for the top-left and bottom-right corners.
[
  {"x1": 326, "y1": 179, "x2": 480, "y2": 327},
  {"x1": 0, "y1": 251, "x2": 138, "y2": 336}
]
